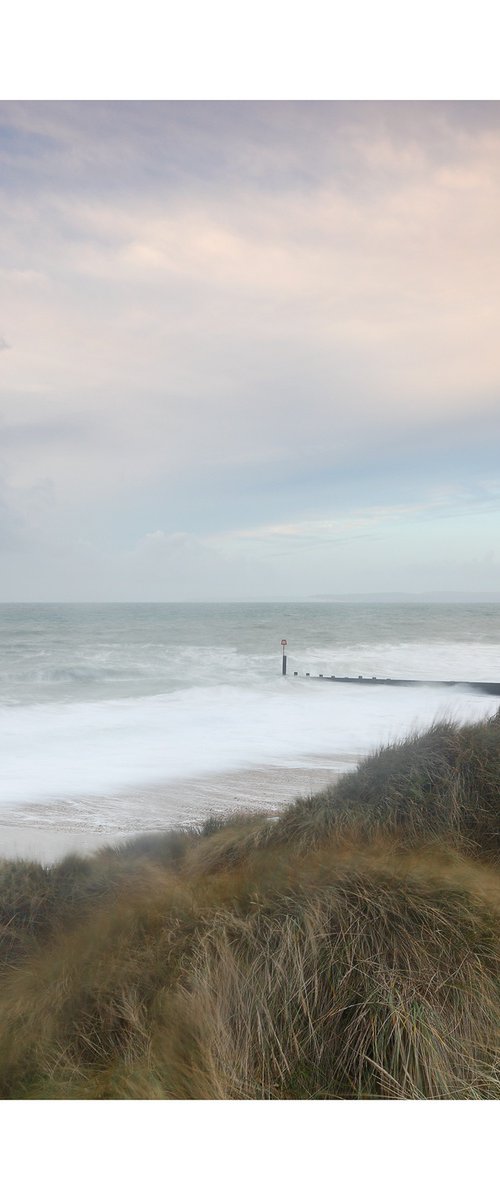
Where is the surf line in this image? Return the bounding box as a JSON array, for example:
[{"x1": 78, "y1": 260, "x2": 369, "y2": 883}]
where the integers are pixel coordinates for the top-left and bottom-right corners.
[{"x1": 280, "y1": 642, "x2": 500, "y2": 697}]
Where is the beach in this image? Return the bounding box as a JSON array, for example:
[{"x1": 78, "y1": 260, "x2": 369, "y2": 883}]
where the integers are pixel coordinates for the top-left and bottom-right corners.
[{"x1": 0, "y1": 755, "x2": 356, "y2": 863}]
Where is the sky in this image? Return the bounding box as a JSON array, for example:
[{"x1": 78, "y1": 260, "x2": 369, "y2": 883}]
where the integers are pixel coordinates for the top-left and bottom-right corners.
[{"x1": 1, "y1": 99, "x2": 500, "y2": 600}]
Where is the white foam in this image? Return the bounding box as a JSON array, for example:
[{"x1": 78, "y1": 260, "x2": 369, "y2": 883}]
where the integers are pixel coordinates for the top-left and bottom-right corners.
[
  {"x1": 294, "y1": 641, "x2": 500, "y2": 682},
  {"x1": 0, "y1": 678, "x2": 497, "y2": 807}
]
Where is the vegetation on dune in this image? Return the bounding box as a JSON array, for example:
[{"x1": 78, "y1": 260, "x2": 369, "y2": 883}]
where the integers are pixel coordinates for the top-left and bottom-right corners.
[
  {"x1": 0, "y1": 714, "x2": 499, "y2": 1099},
  {"x1": 264, "y1": 712, "x2": 500, "y2": 859}
]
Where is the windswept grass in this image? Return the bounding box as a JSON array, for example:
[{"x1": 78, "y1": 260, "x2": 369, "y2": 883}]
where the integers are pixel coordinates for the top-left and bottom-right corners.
[
  {"x1": 265, "y1": 712, "x2": 500, "y2": 860},
  {"x1": 0, "y1": 714, "x2": 499, "y2": 1099}
]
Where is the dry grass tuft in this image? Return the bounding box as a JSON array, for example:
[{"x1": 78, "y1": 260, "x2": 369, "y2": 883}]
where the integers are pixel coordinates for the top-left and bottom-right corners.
[
  {"x1": 0, "y1": 714, "x2": 499, "y2": 1099},
  {"x1": 267, "y1": 713, "x2": 500, "y2": 861},
  {"x1": 182, "y1": 844, "x2": 500, "y2": 1098}
]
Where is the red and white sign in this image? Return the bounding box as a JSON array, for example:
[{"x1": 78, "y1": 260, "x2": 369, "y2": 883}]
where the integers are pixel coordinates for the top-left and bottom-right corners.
[{"x1": 281, "y1": 639, "x2": 287, "y2": 646}]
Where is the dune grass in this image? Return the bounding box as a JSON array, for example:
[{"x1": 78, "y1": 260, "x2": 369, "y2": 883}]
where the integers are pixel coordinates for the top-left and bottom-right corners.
[{"x1": 0, "y1": 713, "x2": 499, "y2": 1099}]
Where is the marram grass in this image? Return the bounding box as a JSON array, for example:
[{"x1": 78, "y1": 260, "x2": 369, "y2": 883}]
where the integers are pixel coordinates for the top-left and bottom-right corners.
[{"x1": 0, "y1": 713, "x2": 499, "y2": 1099}]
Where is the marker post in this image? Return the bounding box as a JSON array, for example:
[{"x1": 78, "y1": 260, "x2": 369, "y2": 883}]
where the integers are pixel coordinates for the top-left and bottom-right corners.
[{"x1": 281, "y1": 638, "x2": 287, "y2": 676}]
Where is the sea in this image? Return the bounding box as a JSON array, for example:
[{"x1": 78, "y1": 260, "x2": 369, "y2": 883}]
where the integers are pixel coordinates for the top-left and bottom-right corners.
[{"x1": 0, "y1": 602, "x2": 499, "y2": 854}]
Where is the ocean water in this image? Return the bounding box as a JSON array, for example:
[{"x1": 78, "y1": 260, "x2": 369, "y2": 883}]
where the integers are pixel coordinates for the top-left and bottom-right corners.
[{"x1": 0, "y1": 602, "x2": 499, "y2": 813}]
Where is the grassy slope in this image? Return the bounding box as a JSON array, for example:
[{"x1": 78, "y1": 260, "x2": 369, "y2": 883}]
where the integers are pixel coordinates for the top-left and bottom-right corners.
[{"x1": 0, "y1": 713, "x2": 499, "y2": 1100}]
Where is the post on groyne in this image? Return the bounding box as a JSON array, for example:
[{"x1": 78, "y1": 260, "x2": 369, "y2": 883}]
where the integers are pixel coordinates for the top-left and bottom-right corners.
[{"x1": 281, "y1": 638, "x2": 287, "y2": 676}]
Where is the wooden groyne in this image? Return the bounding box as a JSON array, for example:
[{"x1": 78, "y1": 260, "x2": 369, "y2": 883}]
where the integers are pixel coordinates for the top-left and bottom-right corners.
[
  {"x1": 280, "y1": 644, "x2": 500, "y2": 696},
  {"x1": 301, "y1": 675, "x2": 500, "y2": 697}
]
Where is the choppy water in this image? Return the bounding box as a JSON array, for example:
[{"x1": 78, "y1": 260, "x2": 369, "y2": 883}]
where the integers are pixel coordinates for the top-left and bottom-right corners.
[{"x1": 0, "y1": 602, "x2": 499, "y2": 810}]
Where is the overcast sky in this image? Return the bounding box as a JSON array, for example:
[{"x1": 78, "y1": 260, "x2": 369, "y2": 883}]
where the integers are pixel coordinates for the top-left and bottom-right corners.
[{"x1": 1, "y1": 100, "x2": 500, "y2": 600}]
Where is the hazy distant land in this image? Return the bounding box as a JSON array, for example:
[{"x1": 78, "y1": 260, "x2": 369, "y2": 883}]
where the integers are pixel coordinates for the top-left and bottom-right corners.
[{"x1": 311, "y1": 591, "x2": 500, "y2": 602}]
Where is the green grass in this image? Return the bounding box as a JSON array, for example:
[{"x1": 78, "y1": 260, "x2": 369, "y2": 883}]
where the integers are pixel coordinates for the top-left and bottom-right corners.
[{"x1": 0, "y1": 713, "x2": 499, "y2": 1099}]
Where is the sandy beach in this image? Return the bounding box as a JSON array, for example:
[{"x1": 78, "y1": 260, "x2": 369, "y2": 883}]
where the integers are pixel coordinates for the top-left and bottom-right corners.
[{"x1": 0, "y1": 754, "x2": 358, "y2": 864}]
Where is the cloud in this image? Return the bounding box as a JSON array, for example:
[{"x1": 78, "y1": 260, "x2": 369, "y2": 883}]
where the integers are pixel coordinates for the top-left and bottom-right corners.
[
  {"x1": 0, "y1": 478, "x2": 32, "y2": 551},
  {"x1": 212, "y1": 483, "x2": 500, "y2": 554},
  {"x1": 1, "y1": 101, "x2": 500, "y2": 596},
  {"x1": 118, "y1": 529, "x2": 252, "y2": 599}
]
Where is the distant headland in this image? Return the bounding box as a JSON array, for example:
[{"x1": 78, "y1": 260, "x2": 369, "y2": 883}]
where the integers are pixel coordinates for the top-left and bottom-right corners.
[{"x1": 310, "y1": 591, "x2": 500, "y2": 603}]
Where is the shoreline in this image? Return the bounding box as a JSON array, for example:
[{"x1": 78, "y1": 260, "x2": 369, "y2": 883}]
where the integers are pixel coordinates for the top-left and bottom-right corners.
[{"x1": 0, "y1": 755, "x2": 358, "y2": 864}]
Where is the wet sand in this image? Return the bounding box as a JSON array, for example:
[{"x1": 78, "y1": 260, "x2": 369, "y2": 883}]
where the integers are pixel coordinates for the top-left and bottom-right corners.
[{"x1": 0, "y1": 754, "x2": 358, "y2": 864}]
